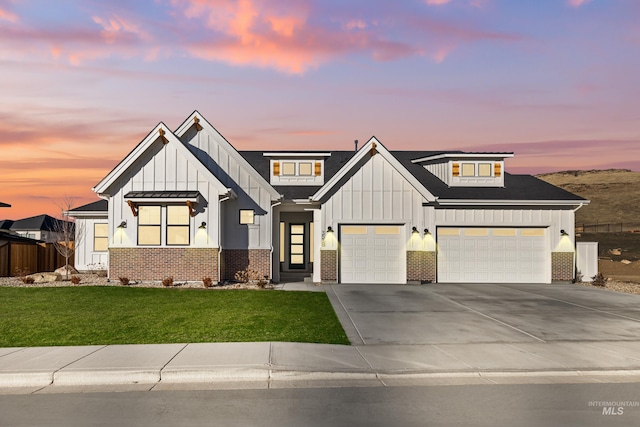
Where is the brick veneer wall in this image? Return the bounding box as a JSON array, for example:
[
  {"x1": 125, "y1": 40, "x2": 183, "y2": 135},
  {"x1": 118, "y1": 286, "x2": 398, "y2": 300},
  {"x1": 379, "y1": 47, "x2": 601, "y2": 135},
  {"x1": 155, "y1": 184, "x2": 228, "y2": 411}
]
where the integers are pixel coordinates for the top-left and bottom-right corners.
[
  {"x1": 406, "y1": 251, "x2": 437, "y2": 283},
  {"x1": 552, "y1": 252, "x2": 574, "y2": 281},
  {"x1": 425, "y1": 251, "x2": 436, "y2": 283},
  {"x1": 320, "y1": 250, "x2": 337, "y2": 281},
  {"x1": 110, "y1": 247, "x2": 218, "y2": 281},
  {"x1": 221, "y1": 249, "x2": 270, "y2": 281}
]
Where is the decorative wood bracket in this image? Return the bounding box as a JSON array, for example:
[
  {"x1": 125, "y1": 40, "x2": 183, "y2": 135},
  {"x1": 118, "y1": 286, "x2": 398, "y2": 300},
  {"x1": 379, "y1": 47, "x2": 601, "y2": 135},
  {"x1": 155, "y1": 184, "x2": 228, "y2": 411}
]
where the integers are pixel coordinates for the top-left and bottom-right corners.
[
  {"x1": 127, "y1": 200, "x2": 138, "y2": 217},
  {"x1": 159, "y1": 128, "x2": 169, "y2": 144},
  {"x1": 186, "y1": 200, "x2": 196, "y2": 217},
  {"x1": 194, "y1": 116, "x2": 203, "y2": 131},
  {"x1": 370, "y1": 142, "x2": 377, "y2": 156}
]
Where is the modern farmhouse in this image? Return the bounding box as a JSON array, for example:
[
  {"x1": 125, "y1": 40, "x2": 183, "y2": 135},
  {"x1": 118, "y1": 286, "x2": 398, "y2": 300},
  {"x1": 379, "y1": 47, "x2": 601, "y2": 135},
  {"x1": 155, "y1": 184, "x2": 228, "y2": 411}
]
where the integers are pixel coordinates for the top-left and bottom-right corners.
[{"x1": 70, "y1": 111, "x2": 588, "y2": 284}]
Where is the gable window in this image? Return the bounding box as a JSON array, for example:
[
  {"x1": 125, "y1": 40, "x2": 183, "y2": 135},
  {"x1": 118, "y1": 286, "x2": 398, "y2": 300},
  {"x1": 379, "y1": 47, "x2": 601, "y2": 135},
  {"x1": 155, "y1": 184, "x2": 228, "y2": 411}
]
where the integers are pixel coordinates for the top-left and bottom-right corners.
[
  {"x1": 478, "y1": 163, "x2": 492, "y2": 177},
  {"x1": 282, "y1": 162, "x2": 296, "y2": 176},
  {"x1": 138, "y1": 205, "x2": 161, "y2": 245},
  {"x1": 94, "y1": 223, "x2": 108, "y2": 251},
  {"x1": 240, "y1": 209, "x2": 255, "y2": 224},
  {"x1": 461, "y1": 163, "x2": 476, "y2": 177},
  {"x1": 167, "y1": 205, "x2": 190, "y2": 245},
  {"x1": 299, "y1": 162, "x2": 312, "y2": 176}
]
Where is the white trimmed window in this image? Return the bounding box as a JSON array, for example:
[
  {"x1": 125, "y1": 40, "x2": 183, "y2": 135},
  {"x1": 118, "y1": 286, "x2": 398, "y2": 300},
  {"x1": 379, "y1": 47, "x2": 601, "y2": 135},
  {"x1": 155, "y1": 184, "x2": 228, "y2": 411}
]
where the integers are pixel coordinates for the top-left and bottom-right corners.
[
  {"x1": 167, "y1": 205, "x2": 190, "y2": 245},
  {"x1": 240, "y1": 209, "x2": 255, "y2": 225},
  {"x1": 138, "y1": 206, "x2": 161, "y2": 245},
  {"x1": 94, "y1": 223, "x2": 108, "y2": 251}
]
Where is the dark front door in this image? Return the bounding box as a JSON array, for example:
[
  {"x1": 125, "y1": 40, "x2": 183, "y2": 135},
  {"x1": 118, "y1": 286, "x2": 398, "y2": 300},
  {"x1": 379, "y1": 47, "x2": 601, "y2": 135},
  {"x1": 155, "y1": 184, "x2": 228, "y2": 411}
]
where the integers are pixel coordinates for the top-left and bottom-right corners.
[{"x1": 289, "y1": 224, "x2": 305, "y2": 269}]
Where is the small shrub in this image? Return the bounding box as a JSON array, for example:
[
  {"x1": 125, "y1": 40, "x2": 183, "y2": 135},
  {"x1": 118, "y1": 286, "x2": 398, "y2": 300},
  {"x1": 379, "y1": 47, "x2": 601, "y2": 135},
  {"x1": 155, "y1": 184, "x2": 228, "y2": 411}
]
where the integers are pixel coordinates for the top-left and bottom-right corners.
[
  {"x1": 591, "y1": 272, "x2": 606, "y2": 287},
  {"x1": 203, "y1": 277, "x2": 214, "y2": 288},
  {"x1": 70, "y1": 275, "x2": 81, "y2": 285},
  {"x1": 162, "y1": 276, "x2": 174, "y2": 287},
  {"x1": 119, "y1": 277, "x2": 130, "y2": 286},
  {"x1": 234, "y1": 268, "x2": 260, "y2": 283}
]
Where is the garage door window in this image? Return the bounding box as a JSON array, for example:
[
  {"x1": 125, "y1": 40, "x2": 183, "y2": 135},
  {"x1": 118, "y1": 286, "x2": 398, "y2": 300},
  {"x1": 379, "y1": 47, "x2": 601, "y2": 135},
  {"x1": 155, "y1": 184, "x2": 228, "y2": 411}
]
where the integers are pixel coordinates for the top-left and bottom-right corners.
[
  {"x1": 464, "y1": 228, "x2": 489, "y2": 236},
  {"x1": 493, "y1": 228, "x2": 517, "y2": 236},
  {"x1": 438, "y1": 228, "x2": 460, "y2": 236},
  {"x1": 522, "y1": 229, "x2": 545, "y2": 236},
  {"x1": 375, "y1": 226, "x2": 400, "y2": 235},
  {"x1": 342, "y1": 226, "x2": 367, "y2": 234}
]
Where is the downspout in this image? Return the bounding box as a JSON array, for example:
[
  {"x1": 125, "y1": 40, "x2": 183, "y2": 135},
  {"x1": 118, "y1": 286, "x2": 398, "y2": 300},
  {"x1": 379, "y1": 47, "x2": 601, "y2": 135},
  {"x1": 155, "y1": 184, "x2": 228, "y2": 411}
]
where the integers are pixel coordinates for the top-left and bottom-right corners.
[
  {"x1": 573, "y1": 203, "x2": 584, "y2": 213},
  {"x1": 269, "y1": 200, "x2": 282, "y2": 283},
  {"x1": 218, "y1": 193, "x2": 231, "y2": 284}
]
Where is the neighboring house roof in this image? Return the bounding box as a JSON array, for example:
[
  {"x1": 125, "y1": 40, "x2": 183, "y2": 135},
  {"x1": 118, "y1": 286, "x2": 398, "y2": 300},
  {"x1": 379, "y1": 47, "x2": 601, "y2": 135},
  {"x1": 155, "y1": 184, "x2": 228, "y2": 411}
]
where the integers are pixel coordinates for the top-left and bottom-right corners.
[
  {"x1": 69, "y1": 200, "x2": 108, "y2": 212},
  {"x1": 0, "y1": 202, "x2": 10, "y2": 208},
  {"x1": 0, "y1": 219, "x2": 14, "y2": 230},
  {"x1": 0, "y1": 231, "x2": 44, "y2": 244},
  {"x1": 10, "y1": 214, "x2": 72, "y2": 232}
]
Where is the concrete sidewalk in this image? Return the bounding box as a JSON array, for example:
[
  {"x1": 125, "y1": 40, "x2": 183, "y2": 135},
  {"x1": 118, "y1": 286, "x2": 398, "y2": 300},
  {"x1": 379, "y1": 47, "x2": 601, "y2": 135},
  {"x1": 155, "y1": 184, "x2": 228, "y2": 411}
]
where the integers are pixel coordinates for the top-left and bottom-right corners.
[{"x1": 2, "y1": 341, "x2": 640, "y2": 393}]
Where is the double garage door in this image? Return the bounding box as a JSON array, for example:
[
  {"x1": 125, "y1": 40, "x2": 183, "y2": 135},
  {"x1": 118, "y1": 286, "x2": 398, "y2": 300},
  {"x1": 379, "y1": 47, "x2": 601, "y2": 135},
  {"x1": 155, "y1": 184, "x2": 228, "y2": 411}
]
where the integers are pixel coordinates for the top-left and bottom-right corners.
[
  {"x1": 340, "y1": 225, "x2": 404, "y2": 284},
  {"x1": 437, "y1": 227, "x2": 549, "y2": 284},
  {"x1": 339, "y1": 225, "x2": 550, "y2": 284}
]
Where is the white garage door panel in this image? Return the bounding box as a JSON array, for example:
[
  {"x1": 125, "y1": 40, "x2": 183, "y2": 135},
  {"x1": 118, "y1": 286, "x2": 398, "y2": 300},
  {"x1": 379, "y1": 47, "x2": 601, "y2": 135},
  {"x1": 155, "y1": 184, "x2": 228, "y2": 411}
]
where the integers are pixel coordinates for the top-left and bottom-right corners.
[
  {"x1": 341, "y1": 225, "x2": 404, "y2": 284},
  {"x1": 438, "y1": 227, "x2": 549, "y2": 284}
]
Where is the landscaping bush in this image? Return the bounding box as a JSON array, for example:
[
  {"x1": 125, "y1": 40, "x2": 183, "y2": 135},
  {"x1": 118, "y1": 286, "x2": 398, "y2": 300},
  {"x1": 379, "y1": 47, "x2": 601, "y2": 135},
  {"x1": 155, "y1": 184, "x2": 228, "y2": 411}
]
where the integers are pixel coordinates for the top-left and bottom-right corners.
[
  {"x1": 70, "y1": 275, "x2": 81, "y2": 285},
  {"x1": 21, "y1": 276, "x2": 35, "y2": 285},
  {"x1": 162, "y1": 276, "x2": 174, "y2": 287},
  {"x1": 592, "y1": 272, "x2": 607, "y2": 287},
  {"x1": 202, "y1": 277, "x2": 214, "y2": 288},
  {"x1": 119, "y1": 277, "x2": 130, "y2": 286}
]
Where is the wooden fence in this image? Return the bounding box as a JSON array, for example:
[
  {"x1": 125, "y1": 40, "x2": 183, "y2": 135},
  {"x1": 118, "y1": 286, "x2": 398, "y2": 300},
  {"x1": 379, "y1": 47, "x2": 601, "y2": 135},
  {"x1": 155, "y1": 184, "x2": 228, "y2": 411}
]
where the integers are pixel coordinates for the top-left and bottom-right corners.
[{"x1": 0, "y1": 242, "x2": 74, "y2": 277}]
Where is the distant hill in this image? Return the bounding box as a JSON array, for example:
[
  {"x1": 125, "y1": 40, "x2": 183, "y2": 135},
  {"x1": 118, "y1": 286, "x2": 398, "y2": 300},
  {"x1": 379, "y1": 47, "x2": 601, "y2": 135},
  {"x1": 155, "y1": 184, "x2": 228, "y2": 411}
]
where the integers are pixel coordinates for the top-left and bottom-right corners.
[{"x1": 537, "y1": 169, "x2": 640, "y2": 227}]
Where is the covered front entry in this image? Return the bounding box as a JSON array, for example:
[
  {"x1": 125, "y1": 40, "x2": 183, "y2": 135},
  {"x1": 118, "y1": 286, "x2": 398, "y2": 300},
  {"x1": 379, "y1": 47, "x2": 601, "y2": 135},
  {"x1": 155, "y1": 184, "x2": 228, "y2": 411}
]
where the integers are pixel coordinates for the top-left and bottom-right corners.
[
  {"x1": 278, "y1": 211, "x2": 314, "y2": 282},
  {"x1": 437, "y1": 227, "x2": 550, "y2": 283},
  {"x1": 340, "y1": 225, "x2": 405, "y2": 284}
]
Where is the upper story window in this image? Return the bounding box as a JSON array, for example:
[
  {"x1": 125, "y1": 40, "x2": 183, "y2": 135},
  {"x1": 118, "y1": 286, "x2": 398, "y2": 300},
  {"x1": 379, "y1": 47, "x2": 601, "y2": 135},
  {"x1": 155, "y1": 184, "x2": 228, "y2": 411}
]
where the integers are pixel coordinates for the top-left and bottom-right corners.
[
  {"x1": 269, "y1": 156, "x2": 327, "y2": 186},
  {"x1": 452, "y1": 162, "x2": 501, "y2": 178}
]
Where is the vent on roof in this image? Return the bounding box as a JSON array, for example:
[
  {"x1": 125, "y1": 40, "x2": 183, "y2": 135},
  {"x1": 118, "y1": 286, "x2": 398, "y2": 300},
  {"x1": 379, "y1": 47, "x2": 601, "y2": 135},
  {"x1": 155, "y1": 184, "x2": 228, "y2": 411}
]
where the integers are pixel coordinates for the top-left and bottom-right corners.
[{"x1": 354, "y1": 140, "x2": 358, "y2": 151}]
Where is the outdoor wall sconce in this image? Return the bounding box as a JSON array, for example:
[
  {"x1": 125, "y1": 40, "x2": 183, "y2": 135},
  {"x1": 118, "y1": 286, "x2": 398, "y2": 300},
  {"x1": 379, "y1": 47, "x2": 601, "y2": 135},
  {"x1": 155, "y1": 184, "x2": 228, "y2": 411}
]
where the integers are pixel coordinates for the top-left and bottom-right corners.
[
  {"x1": 560, "y1": 229, "x2": 568, "y2": 236},
  {"x1": 118, "y1": 221, "x2": 127, "y2": 229},
  {"x1": 199, "y1": 222, "x2": 207, "y2": 230},
  {"x1": 327, "y1": 226, "x2": 333, "y2": 233},
  {"x1": 412, "y1": 226, "x2": 419, "y2": 233},
  {"x1": 424, "y1": 228, "x2": 430, "y2": 235}
]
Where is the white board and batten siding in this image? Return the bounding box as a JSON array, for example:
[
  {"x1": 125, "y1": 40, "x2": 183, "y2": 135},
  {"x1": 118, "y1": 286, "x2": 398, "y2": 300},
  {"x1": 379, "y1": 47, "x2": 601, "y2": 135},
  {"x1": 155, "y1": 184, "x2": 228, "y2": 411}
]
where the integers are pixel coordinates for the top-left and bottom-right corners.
[
  {"x1": 182, "y1": 130, "x2": 275, "y2": 250},
  {"x1": 74, "y1": 217, "x2": 109, "y2": 272},
  {"x1": 322, "y1": 154, "x2": 429, "y2": 283},
  {"x1": 108, "y1": 140, "x2": 222, "y2": 248},
  {"x1": 435, "y1": 208, "x2": 575, "y2": 284}
]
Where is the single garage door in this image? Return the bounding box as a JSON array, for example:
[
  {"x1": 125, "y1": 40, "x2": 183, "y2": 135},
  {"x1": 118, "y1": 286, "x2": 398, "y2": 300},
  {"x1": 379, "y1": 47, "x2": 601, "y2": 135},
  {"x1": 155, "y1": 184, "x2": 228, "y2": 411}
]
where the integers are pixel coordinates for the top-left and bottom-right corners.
[
  {"x1": 437, "y1": 227, "x2": 549, "y2": 283},
  {"x1": 340, "y1": 225, "x2": 405, "y2": 284}
]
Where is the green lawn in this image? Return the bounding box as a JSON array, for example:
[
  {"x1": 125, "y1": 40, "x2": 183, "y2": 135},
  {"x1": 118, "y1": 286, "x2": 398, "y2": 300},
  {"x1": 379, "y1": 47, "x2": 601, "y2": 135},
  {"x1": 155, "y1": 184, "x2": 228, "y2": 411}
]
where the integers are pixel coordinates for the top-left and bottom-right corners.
[{"x1": 0, "y1": 287, "x2": 349, "y2": 347}]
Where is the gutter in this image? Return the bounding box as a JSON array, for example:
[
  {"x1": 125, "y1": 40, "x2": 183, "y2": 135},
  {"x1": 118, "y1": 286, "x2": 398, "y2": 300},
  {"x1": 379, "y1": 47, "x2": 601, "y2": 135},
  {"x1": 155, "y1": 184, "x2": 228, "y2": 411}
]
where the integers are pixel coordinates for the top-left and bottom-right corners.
[
  {"x1": 217, "y1": 189, "x2": 234, "y2": 284},
  {"x1": 429, "y1": 199, "x2": 591, "y2": 207},
  {"x1": 269, "y1": 200, "x2": 282, "y2": 283}
]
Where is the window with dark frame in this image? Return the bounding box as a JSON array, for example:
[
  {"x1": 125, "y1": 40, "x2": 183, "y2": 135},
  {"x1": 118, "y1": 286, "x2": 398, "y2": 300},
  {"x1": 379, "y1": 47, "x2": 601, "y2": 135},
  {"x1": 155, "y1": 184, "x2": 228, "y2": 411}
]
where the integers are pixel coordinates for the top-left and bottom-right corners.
[
  {"x1": 138, "y1": 205, "x2": 161, "y2": 245},
  {"x1": 167, "y1": 205, "x2": 190, "y2": 245}
]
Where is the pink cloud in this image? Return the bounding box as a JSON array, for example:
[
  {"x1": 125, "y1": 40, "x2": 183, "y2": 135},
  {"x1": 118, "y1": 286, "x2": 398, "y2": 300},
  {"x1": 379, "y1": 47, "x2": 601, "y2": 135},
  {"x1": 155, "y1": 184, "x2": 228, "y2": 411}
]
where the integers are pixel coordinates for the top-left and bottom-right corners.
[
  {"x1": 0, "y1": 6, "x2": 17, "y2": 22},
  {"x1": 425, "y1": 0, "x2": 452, "y2": 5},
  {"x1": 568, "y1": 0, "x2": 589, "y2": 7},
  {"x1": 171, "y1": 0, "x2": 423, "y2": 73}
]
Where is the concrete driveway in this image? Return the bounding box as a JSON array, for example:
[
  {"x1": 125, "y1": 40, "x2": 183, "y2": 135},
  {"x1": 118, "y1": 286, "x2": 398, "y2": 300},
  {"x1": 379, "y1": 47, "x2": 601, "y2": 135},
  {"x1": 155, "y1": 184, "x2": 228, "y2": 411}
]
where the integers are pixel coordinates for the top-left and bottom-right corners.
[{"x1": 326, "y1": 283, "x2": 640, "y2": 346}]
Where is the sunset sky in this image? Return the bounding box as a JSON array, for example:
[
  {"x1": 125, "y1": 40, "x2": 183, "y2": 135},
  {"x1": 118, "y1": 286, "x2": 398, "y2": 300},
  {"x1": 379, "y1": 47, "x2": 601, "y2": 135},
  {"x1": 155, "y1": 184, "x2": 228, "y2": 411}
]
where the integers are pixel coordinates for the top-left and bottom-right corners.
[{"x1": 1, "y1": 0, "x2": 639, "y2": 220}]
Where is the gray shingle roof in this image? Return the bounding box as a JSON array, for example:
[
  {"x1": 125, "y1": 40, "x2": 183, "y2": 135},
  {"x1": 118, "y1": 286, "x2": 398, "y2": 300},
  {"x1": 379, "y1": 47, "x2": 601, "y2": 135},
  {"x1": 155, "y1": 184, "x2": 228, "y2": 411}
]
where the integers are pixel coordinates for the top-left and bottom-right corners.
[
  {"x1": 10, "y1": 214, "x2": 73, "y2": 232},
  {"x1": 69, "y1": 200, "x2": 108, "y2": 212},
  {"x1": 239, "y1": 150, "x2": 586, "y2": 203},
  {"x1": 392, "y1": 152, "x2": 586, "y2": 202}
]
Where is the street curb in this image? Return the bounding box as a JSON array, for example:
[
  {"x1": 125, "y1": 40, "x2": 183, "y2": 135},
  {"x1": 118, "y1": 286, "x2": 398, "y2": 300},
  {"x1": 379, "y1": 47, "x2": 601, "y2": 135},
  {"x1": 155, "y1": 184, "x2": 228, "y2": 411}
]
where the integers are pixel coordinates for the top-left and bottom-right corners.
[
  {"x1": 0, "y1": 372, "x2": 53, "y2": 388},
  {"x1": 53, "y1": 370, "x2": 161, "y2": 386},
  {"x1": 161, "y1": 368, "x2": 270, "y2": 383}
]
